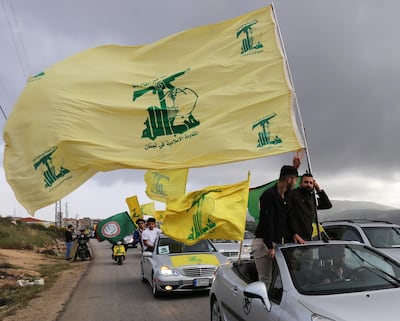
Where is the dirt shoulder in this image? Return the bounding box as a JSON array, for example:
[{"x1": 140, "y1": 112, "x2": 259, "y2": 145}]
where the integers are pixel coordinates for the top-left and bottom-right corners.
[{"x1": 0, "y1": 248, "x2": 90, "y2": 321}]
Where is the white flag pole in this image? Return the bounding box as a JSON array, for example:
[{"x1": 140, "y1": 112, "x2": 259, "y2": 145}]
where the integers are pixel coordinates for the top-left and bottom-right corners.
[{"x1": 271, "y1": 3, "x2": 322, "y2": 239}]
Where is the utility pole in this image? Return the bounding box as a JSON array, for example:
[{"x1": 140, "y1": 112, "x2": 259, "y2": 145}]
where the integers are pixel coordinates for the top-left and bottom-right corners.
[{"x1": 55, "y1": 200, "x2": 62, "y2": 228}]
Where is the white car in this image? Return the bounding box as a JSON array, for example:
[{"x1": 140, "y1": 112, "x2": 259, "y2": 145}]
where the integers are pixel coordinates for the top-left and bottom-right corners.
[
  {"x1": 322, "y1": 219, "x2": 400, "y2": 261},
  {"x1": 211, "y1": 230, "x2": 254, "y2": 261},
  {"x1": 210, "y1": 241, "x2": 400, "y2": 321},
  {"x1": 141, "y1": 234, "x2": 229, "y2": 297}
]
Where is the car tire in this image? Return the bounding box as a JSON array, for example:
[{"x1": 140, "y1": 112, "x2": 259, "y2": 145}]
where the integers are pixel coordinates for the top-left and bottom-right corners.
[
  {"x1": 152, "y1": 273, "x2": 162, "y2": 298},
  {"x1": 210, "y1": 296, "x2": 223, "y2": 321}
]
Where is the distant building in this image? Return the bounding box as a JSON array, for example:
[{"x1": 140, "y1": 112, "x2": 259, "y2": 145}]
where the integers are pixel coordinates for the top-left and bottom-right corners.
[{"x1": 18, "y1": 217, "x2": 53, "y2": 228}]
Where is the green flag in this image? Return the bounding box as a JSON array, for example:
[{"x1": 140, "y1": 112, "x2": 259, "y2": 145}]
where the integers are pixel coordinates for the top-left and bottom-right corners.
[
  {"x1": 248, "y1": 178, "x2": 300, "y2": 224},
  {"x1": 248, "y1": 180, "x2": 277, "y2": 224},
  {"x1": 95, "y1": 211, "x2": 136, "y2": 243}
]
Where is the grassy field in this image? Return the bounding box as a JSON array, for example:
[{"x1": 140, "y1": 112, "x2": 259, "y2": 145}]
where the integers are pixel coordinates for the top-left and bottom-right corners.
[{"x1": 0, "y1": 217, "x2": 72, "y2": 318}]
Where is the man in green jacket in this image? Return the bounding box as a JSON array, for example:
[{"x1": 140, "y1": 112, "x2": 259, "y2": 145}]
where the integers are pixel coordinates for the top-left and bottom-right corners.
[{"x1": 289, "y1": 173, "x2": 332, "y2": 242}]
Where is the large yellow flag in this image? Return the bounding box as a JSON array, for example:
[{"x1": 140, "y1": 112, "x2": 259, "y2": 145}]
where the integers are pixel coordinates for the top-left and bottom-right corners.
[
  {"x1": 3, "y1": 5, "x2": 304, "y2": 213},
  {"x1": 125, "y1": 195, "x2": 143, "y2": 223},
  {"x1": 162, "y1": 175, "x2": 250, "y2": 245},
  {"x1": 144, "y1": 169, "x2": 188, "y2": 203}
]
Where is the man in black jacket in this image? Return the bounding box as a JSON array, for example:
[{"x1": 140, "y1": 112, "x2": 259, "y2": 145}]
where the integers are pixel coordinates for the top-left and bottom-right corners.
[
  {"x1": 289, "y1": 173, "x2": 332, "y2": 242},
  {"x1": 252, "y1": 165, "x2": 299, "y2": 287}
]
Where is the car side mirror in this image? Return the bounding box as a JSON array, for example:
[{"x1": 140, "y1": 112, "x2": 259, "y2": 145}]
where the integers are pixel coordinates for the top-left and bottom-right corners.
[
  {"x1": 142, "y1": 251, "x2": 153, "y2": 257},
  {"x1": 243, "y1": 281, "x2": 271, "y2": 311}
]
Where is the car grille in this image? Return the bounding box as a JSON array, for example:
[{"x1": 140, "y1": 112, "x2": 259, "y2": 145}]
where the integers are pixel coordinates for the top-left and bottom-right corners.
[{"x1": 181, "y1": 267, "x2": 216, "y2": 277}]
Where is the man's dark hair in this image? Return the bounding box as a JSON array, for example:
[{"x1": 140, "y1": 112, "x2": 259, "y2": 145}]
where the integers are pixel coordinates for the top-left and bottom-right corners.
[
  {"x1": 301, "y1": 173, "x2": 314, "y2": 180},
  {"x1": 136, "y1": 218, "x2": 145, "y2": 224},
  {"x1": 279, "y1": 165, "x2": 298, "y2": 180},
  {"x1": 147, "y1": 217, "x2": 156, "y2": 223}
]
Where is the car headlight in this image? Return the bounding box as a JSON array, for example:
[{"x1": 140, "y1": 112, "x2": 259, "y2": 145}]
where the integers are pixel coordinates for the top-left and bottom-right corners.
[
  {"x1": 311, "y1": 314, "x2": 336, "y2": 321},
  {"x1": 160, "y1": 266, "x2": 179, "y2": 276}
]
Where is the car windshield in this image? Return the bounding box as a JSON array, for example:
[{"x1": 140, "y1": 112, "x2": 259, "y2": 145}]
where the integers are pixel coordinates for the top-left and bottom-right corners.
[
  {"x1": 157, "y1": 237, "x2": 216, "y2": 254},
  {"x1": 282, "y1": 244, "x2": 400, "y2": 295},
  {"x1": 362, "y1": 226, "x2": 400, "y2": 248}
]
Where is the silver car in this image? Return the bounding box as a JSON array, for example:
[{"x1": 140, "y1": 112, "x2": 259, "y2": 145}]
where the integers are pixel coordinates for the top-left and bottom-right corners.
[
  {"x1": 322, "y1": 219, "x2": 400, "y2": 261},
  {"x1": 211, "y1": 230, "x2": 255, "y2": 261},
  {"x1": 210, "y1": 241, "x2": 400, "y2": 321},
  {"x1": 141, "y1": 234, "x2": 229, "y2": 297}
]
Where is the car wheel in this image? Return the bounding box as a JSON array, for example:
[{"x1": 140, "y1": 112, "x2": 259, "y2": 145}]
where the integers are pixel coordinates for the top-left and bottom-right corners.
[
  {"x1": 210, "y1": 296, "x2": 223, "y2": 321},
  {"x1": 152, "y1": 273, "x2": 162, "y2": 297}
]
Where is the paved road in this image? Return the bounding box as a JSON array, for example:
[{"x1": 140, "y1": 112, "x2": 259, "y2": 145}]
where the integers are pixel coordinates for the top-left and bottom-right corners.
[{"x1": 57, "y1": 240, "x2": 210, "y2": 321}]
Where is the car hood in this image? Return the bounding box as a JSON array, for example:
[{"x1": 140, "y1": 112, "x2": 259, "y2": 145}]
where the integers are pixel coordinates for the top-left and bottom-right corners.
[
  {"x1": 157, "y1": 253, "x2": 222, "y2": 268},
  {"x1": 299, "y1": 288, "x2": 400, "y2": 321}
]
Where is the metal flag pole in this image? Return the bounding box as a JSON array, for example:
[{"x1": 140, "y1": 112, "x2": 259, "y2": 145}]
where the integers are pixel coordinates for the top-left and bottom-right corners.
[{"x1": 270, "y1": 3, "x2": 322, "y2": 240}]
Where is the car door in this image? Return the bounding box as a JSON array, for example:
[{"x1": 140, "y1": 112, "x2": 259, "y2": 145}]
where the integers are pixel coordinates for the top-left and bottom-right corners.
[{"x1": 238, "y1": 262, "x2": 284, "y2": 321}]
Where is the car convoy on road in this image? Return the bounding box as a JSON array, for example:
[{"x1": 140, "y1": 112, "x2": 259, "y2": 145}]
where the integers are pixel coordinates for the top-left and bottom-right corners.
[{"x1": 114, "y1": 218, "x2": 400, "y2": 320}]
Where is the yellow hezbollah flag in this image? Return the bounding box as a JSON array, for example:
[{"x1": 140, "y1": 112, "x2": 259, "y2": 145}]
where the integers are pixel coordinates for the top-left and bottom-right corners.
[
  {"x1": 144, "y1": 169, "x2": 188, "y2": 203},
  {"x1": 162, "y1": 175, "x2": 250, "y2": 245},
  {"x1": 170, "y1": 254, "x2": 220, "y2": 267},
  {"x1": 154, "y1": 210, "x2": 166, "y2": 223},
  {"x1": 125, "y1": 195, "x2": 143, "y2": 223},
  {"x1": 3, "y1": 5, "x2": 304, "y2": 213},
  {"x1": 140, "y1": 202, "x2": 156, "y2": 218}
]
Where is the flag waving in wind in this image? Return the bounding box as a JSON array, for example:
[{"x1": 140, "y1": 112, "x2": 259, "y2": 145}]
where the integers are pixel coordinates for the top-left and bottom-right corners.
[
  {"x1": 144, "y1": 169, "x2": 188, "y2": 203},
  {"x1": 125, "y1": 195, "x2": 143, "y2": 223},
  {"x1": 95, "y1": 211, "x2": 136, "y2": 243},
  {"x1": 162, "y1": 175, "x2": 250, "y2": 245},
  {"x1": 3, "y1": 5, "x2": 304, "y2": 214}
]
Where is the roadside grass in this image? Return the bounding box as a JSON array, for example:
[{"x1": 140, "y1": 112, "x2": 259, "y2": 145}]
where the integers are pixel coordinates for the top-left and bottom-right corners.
[
  {"x1": 0, "y1": 217, "x2": 72, "y2": 318},
  {"x1": 0, "y1": 217, "x2": 63, "y2": 250}
]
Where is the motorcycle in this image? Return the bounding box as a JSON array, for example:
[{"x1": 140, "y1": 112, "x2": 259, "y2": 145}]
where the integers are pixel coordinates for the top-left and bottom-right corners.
[
  {"x1": 112, "y1": 241, "x2": 126, "y2": 265},
  {"x1": 74, "y1": 235, "x2": 91, "y2": 261}
]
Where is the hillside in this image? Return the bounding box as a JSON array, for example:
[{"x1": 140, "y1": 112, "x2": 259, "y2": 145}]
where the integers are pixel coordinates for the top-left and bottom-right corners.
[{"x1": 319, "y1": 200, "x2": 400, "y2": 224}]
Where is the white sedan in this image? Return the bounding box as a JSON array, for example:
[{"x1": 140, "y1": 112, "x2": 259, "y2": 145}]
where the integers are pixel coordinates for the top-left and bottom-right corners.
[
  {"x1": 141, "y1": 233, "x2": 229, "y2": 297},
  {"x1": 210, "y1": 241, "x2": 400, "y2": 321}
]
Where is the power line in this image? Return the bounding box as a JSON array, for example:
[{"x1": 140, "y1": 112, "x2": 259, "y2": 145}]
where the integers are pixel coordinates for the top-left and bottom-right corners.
[
  {"x1": 2, "y1": 0, "x2": 30, "y2": 80},
  {"x1": 0, "y1": 103, "x2": 7, "y2": 120}
]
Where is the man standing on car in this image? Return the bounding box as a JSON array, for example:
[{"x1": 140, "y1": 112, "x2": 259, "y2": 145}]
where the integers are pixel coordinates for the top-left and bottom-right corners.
[
  {"x1": 251, "y1": 165, "x2": 300, "y2": 287},
  {"x1": 141, "y1": 218, "x2": 162, "y2": 252},
  {"x1": 288, "y1": 172, "x2": 332, "y2": 242}
]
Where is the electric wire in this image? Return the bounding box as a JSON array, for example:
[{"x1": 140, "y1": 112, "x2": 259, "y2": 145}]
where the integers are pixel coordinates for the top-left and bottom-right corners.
[{"x1": 2, "y1": 0, "x2": 29, "y2": 80}]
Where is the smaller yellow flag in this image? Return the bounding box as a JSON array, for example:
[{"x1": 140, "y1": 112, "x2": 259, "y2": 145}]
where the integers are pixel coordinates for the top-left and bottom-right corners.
[
  {"x1": 144, "y1": 169, "x2": 189, "y2": 203},
  {"x1": 162, "y1": 175, "x2": 250, "y2": 245},
  {"x1": 154, "y1": 210, "x2": 166, "y2": 223},
  {"x1": 125, "y1": 195, "x2": 143, "y2": 223},
  {"x1": 140, "y1": 202, "x2": 156, "y2": 218}
]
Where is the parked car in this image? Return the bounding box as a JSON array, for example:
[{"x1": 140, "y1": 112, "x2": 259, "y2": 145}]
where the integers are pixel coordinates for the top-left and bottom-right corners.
[
  {"x1": 322, "y1": 219, "x2": 400, "y2": 261},
  {"x1": 211, "y1": 230, "x2": 255, "y2": 261},
  {"x1": 210, "y1": 241, "x2": 400, "y2": 321},
  {"x1": 141, "y1": 234, "x2": 229, "y2": 297}
]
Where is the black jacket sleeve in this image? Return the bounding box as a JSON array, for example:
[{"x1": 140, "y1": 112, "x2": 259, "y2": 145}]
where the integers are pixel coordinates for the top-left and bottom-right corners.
[{"x1": 316, "y1": 190, "x2": 332, "y2": 210}]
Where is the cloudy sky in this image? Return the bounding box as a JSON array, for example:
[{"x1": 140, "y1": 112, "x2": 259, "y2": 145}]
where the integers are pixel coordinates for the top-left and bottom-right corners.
[{"x1": 1, "y1": 0, "x2": 399, "y2": 222}]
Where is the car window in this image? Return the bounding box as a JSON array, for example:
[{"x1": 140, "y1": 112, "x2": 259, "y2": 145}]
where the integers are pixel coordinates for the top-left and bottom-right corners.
[
  {"x1": 341, "y1": 227, "x2": 363, "y2": 242},
  {"x1": 324, "y1": 226, "x2": 363, "y2": 243},
  {"x1": 363, "y1": 227, "x2": 400, "y2": 248}
]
